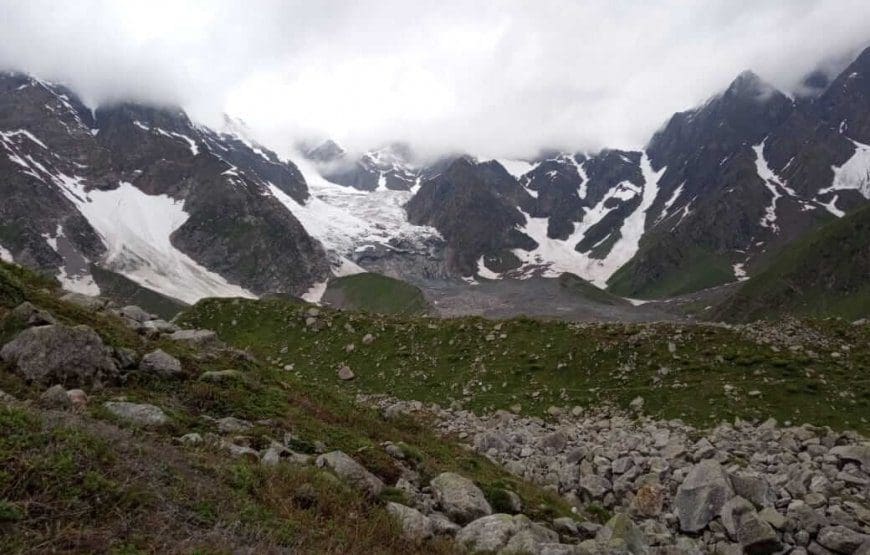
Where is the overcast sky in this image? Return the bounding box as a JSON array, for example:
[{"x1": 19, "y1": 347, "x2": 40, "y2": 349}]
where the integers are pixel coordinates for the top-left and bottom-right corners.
[{"x1": 2, "y1": 0, "x2": 869, "y2": 159}]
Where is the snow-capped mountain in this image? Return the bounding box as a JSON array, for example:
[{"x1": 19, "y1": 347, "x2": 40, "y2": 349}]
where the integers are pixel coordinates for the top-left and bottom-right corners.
[{"x1": 2, "y1": 44, "x2": 870, "y2": 307}]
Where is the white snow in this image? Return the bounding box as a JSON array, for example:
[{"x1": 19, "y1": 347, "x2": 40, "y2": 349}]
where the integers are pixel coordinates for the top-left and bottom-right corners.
[
  {"x1": 56, "y1": 266, "x2": 100, "y2": 296},
  {"x1": 494, "y1": 159, "x2": 535, "y2": 179},
  {"x1": 817, "y1": 194, "x2": 845, "y2": 217},
  {"x1": 656, "y1": 182, "x2": 685, "y2": 223},
  {"x1": 476, "y1": 256, "x2": 502, "y2": 280},
  {"x1": 155, "y1": 128, "x2": 200, "y2": 156},
  {"x1": 301, "y1": 280, "x2": 328, "y2": 303},
  {"x1": 54, "y1": 177, "x2": 254, "y2": 304},
  {"x1": 754, "y1": 142, "x2": 786, "y2": 232},
  {"x1": 133, "y1": 120, "x2": 151, "y2": 131},
  {"x1": 817, "y1": 140, "x2": 870, "y2": 211},
  {"x1": 733, "y1": 262, "x2": 749, "y2": 282},
  {"x1": 624, "y1": 298, "x2": 649, "y2": 306},
  {"x1": 273, "y1": 154, "x2": 441, "y2": 267},
  {"x1": 512, "y1": 153, "x2": 665, "y2": 287},
  {"x1": 0, "y1": 244, "x2": 13, "y2": 263}
]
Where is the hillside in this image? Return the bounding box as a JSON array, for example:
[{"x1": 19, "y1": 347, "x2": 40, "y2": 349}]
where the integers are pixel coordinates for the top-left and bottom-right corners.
[
  {"x1": 714, "y1": 204, "x2": 870, "y2": 321},
  {"x1": 322, "y1": 273, "x2": 431, "y2": 315},
  {"x1": 0, "y1": 260, "x2": 573, "y2": 552}
]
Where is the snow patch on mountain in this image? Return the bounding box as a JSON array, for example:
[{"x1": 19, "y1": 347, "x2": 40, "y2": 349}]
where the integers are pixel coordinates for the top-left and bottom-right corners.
[
  {"x1": 0, "y1": 244, "x2": 13, "y2": 263},
  {"x1": 512, "y1": 153, "x2": 664, "y2": 287},
  {"x1": 476, "y1": 256, "x2": 502, "y2": 280},
  {"x1": 55, "y1": 177, "x2": 254, "y2": 303},
  {"x1": 818, "y1": 140, "x2": 870, "y2": 207},
  {"x1": 754, "y1": 143, "x2": 785, "y2": 232},
  {"x1": 494, "y1": 159, "x2": 534, "y2": 179}
]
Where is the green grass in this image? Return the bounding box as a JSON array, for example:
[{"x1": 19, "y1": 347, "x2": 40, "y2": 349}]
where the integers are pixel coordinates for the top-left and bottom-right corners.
[
  {"x1": 608, "y1": 242, "x2": 735, "y2": 299},
  {"x1": 89, "y1": 264, "x2": 188, "y2": 320},
  {"x1": 322, "y1": 273, "x2": 431, "y2": 315},
  {"x1": 558, "y1": 273, "x2": 628, "y2": 306},
  {"x1": 178, "y1": 297, "x2": 870, "y2": 434},
  {"x1": 715, "y1": 204, "x2": 870, "y2": 322},
  {"x1": 0, "y1": 259, "x2": 574, "y2": 552}
]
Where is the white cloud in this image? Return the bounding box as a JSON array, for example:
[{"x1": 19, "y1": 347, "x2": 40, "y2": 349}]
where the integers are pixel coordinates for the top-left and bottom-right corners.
[{"x1": 1, "y1": 0, "x2": 868, "y2": 159}]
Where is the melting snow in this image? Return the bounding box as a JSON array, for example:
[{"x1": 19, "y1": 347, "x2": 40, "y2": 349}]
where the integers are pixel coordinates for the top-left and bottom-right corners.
[
  {"x1": 733, "y1": 262, "x2": 749, "y2": 281},
  {"x1": 54, "y1": 177, "x2": 254, "y2": 304},
  {"x1": 155, "y1": 128, "x2": 199, "y2": 156},
  {"x1": 817, "y1": 140, "x2": 870, "y2": 214},
  {"x1": 754, "y1": 142, "x2": 786, "y2": 232},
  {"x1": 476, "y1": 256, "x2": 502, "y2": 280},
  {"x1": 656, "y1": 182, "x2": 685, "y2": 223}
]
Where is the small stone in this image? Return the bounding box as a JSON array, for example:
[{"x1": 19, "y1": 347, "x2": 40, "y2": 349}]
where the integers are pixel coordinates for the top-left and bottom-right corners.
[
  {"x1": 177, "y1": 432, "x2": 203, "y2": 445},
  {"x1": 316, "y1": 451, "x2": 384, "y2": 497},
  {"x1": 362, "y1": 333, "x2": 375, "y2": 345},
  {"x1": 758, "y1": 507, "x2": 786, "y2": 530},
  {"x1": 10, "y1": 301, "x2": 56, "y2": 327},
  {"x1": 66, "y1": 389, "x2": 88, "y2": 411},
  {"x1": 104, "y1": 401, "x2": 168, "y2": 427},
  {"x1": 817, "y1": 526, "x2": 870, "y2": 554},
  {"x1": 632, "y1": 482, "x2": 666, "y2": 517},
  {"x1": 337, "y1": 364, "x2": 354, "y2": 380},
  {"x1": 199, "y1": 370, "x2": 243, "y2": 383},
  {"x1": 39, "y1": 384, "x2": 71, "y2": 410},
  {"x1": 139, "y1": 349, "x2": 183, "y2": 378},
  {"x1": 430, "y1": 472, "x2": 492, "y2": 524},
  {"x1": 216, "y1": 416, "x2": 253, "y2": 433},
  {"x1": 629, "y1": 396, "x2": 645, "y2": 411},
  {"x1": 386, "y1": 502, "x2": 433, "y2": 542}
]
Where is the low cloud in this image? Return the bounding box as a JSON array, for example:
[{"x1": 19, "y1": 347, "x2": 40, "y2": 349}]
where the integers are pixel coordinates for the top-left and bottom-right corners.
[{"x1": 1, "y1": 0, "x2": 869, "y2": 159}]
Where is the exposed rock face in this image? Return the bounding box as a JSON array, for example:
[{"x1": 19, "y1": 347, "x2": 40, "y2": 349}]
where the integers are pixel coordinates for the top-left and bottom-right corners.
[
  {"x1": 406, "y1": 158, "x2": 537, "y2": 276},
  {"x1": 315, "y1": 451, "x2": 384, "y2": 497},
  {"x1": 0, "y1": 324, "x2": 117, "y2": 386},
  {"x1": 430, "y1": 472, "x2": 493, "y2": 525}
]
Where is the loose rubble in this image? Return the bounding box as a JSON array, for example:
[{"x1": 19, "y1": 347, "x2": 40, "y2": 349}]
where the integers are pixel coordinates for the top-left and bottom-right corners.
[{"x1": 363, "y1": 396, "x2": 870, "y2": 554}]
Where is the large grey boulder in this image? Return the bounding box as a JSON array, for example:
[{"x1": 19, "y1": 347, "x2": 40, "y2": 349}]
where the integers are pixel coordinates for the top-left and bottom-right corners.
[
  {"x1": 104, "y1": 401, "x2": 168, "y2": 427},
  {"x1": 10, "y1": 301, "x2": 56, "y2": 327},
  {"x1": 430, "y1": 472, "x2": 492, "y2": 524},
  {"x1": 386, "y1": 502, "x2": 433, "y2": 542},
  {"x1": 721, "y1": 496, "x2": 780, "y2": 554},
  {"x1": 61, "y1": 292, "x2": 108, "y2": 311},
  {"x1": 1, "y1": 324, "x2": 117, "y2": 386},
  {"x1": 674, "y1": 460, "x2": 734, "y2": 532},
  {"x1": 596, "y1": 513, "x2": 649, "y2": 554},
  {"x1": 730, "y1": 471, "x2": 776, "y2": 508},
  {"x1": 315, "y1": 451, "x2": 384, "y2": 497},
  {"x1": 456, "y1": 514, "x2": 548, "y2": 553},
  {"x1": 830, "y1": 445, "x2": 870, "y2": 469},
  {"x1": 817, "y1": 526, "x2": 870, "y2": 554},
  {"x1": 118, "y1": 305, "x2": 153, "y2": 323},
  {"x1": 168, "y1": 329, "x2": 220, "y2": 348},
  {"x1": 138, "y1": 349, "x2": 183, "y2": 378}
]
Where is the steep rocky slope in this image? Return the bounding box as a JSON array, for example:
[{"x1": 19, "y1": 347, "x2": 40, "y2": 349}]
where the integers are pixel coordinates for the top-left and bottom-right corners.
[
  {"x1": 0, "y1": 73, "x2": 330, "y2": 303},
  {"x1": 713, "y1": 203, "x2": 870, "y2": 321}
]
